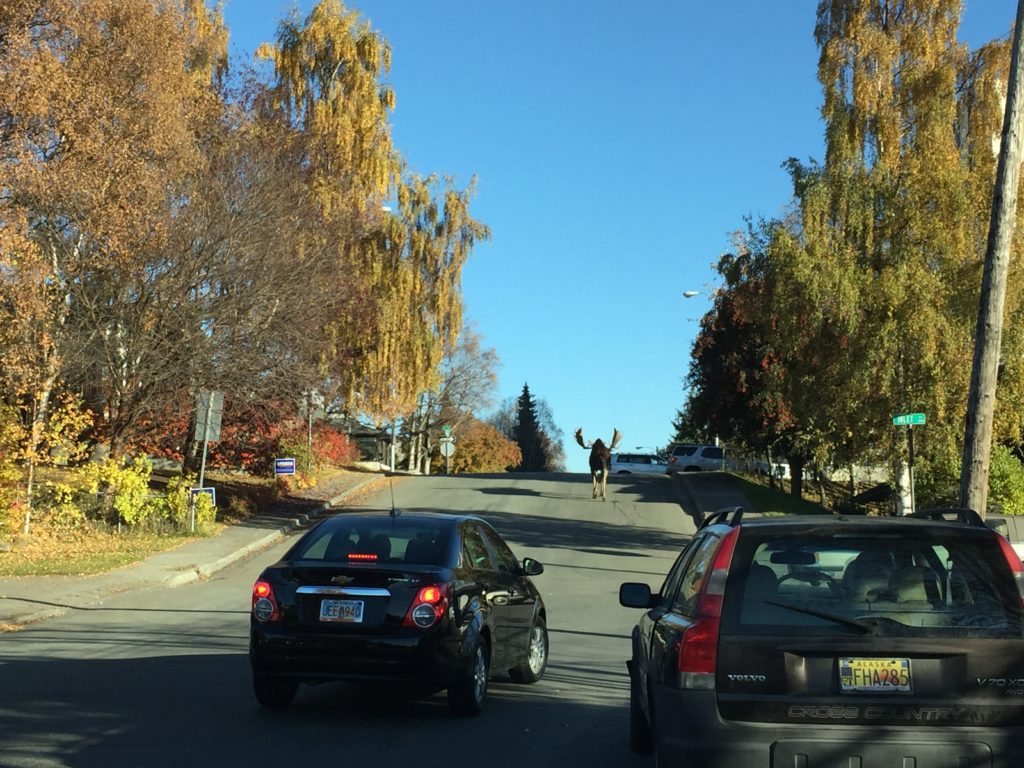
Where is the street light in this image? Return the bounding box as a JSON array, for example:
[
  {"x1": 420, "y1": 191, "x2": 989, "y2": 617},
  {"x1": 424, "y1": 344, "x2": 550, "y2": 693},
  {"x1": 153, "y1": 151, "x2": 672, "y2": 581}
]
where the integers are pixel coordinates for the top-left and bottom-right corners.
[{"x1": 683, "y1": 289, "x2": 722, "y2": 303}]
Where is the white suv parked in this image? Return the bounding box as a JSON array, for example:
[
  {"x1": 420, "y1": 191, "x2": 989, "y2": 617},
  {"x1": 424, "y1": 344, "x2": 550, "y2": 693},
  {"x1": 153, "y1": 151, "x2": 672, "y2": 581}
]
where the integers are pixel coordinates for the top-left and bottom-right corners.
[
  {"x1": 666, "y1": 443, "x2": 725, "y2": 473},
  {"x1": 610, "y1": 453, "x2": 669, "y2": 475}
]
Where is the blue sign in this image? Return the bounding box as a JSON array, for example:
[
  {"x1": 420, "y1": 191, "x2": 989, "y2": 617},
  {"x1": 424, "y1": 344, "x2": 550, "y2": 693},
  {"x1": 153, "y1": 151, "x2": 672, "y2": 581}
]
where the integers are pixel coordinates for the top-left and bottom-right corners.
[
  {"x1": 189, "y1": 487, "x2": 217, "y2": 506},
  {"x1": 275, "y1": 457, "x2": 296, "y2": 476}
]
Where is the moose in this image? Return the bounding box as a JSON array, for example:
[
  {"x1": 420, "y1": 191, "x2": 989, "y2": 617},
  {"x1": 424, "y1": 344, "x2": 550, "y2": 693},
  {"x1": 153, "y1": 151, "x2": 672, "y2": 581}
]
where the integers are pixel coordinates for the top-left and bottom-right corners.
[{"x1": 574, "y1": 427, "x2": 622, "y2": 501}]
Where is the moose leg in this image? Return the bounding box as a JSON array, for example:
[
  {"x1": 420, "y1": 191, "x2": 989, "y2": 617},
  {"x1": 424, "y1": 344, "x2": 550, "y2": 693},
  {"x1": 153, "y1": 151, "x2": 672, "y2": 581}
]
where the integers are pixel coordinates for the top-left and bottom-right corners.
[
  {"x1": 600, "y1": 467, "x2": 608, "y2": 500},
  {"x1": 591, "y1": 471, "x2": 598, "y2": 499}
]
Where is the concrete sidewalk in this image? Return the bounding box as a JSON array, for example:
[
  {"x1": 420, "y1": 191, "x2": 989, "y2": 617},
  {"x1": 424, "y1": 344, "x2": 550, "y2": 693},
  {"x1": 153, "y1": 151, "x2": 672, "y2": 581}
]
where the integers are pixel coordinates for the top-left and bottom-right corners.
[{"x1": 0, "y1": 472, "x2": 749, "y2": 631}]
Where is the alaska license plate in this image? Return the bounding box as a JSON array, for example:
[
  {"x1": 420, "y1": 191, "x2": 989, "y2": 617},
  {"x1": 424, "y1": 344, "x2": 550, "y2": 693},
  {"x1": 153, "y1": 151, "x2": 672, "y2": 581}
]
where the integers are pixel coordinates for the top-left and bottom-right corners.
[
  {"x1": 319, "y1": 599, "x2": 364, "y2": 623},
  {"x1": 839, "y1": 657, "x2": 912, "y2": 693}
]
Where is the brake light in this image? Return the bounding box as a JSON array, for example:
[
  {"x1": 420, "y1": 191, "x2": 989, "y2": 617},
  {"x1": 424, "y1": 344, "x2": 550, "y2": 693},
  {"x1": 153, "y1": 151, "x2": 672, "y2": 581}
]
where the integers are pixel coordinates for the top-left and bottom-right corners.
[
  {"x1": 403, "y1": 583, "x2": 451, "y2": 629},
  {"x1": 347, "y1": 553, "x2": 378, "y2": 562},
  {"x1": 677, "y1": 527, "x2": 739, "y2": 689},
  {"x1": 252, "y1": 579, "x2": 280, "y2": 623},
  {"x1": 995, "y1": 534, "x2": 1024, "y2": 607},
  {"x1": 418, "y1": 585, "x2": 443, "y2": 603}
]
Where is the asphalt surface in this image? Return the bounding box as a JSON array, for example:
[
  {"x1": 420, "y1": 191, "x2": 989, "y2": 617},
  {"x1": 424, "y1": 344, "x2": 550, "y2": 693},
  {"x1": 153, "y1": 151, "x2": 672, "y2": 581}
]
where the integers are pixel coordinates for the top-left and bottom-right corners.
[{"x1": 0, "y1": 471, "x2": 748, "y2": 630}]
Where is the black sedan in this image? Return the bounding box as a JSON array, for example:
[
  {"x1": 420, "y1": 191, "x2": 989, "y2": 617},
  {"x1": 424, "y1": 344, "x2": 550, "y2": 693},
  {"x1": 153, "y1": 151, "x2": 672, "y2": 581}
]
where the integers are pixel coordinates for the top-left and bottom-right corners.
[{"x1": 250, "y1": 510, "x2": 548, "y2": 715}]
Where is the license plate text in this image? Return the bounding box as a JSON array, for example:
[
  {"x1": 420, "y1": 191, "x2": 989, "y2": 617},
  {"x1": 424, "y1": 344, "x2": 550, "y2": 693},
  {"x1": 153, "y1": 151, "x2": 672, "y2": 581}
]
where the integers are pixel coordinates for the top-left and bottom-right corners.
[
  {"x1": 320, "y1": 599, "x2": 364, "y2": 623},
  {"x1": 839, "y1": 657, "x2": 912, "y2": 693}
]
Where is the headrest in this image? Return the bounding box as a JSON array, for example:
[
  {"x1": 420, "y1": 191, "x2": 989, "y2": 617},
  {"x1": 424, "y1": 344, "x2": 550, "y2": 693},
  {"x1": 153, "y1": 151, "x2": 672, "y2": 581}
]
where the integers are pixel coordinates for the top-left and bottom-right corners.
[
  {"x1": 369, "y1": 534, "x2": 391, "y2": 559},
  {"x1": 843, "y1": 552, "x2": 893, "y2": 601},
  {"x1": 405, "y1": 538, "x2": 438, "y2": 564},
  {"x1": 746, "y1": 563, "x2": 778, "y2": 601},
  {"x1": 889, "y1": 566, "x2": 940, "y2": 603}
]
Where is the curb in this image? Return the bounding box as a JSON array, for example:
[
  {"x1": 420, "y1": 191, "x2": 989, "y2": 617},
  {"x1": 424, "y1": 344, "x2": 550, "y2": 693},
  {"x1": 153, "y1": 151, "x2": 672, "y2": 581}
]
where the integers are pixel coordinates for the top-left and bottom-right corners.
[
  {"x1": 160, "y1": 477, "x2": 380, "y2": 588},
  {"x1": 670, "y1": 473, "x2": 706, "y2": 527},
  {"x1": 160, "y1": 529, "x2": 287, "y2": 588}
]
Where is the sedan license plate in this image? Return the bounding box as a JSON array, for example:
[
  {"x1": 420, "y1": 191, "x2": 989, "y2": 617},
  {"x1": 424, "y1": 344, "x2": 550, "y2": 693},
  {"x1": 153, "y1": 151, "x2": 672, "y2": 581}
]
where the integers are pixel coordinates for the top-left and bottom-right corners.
[
  {"x1": 319, "y1": 599, "x2": 364, "y2": 623},
  {"x1": 839, "y1": 657, "x2": 912, "y2": 693}
]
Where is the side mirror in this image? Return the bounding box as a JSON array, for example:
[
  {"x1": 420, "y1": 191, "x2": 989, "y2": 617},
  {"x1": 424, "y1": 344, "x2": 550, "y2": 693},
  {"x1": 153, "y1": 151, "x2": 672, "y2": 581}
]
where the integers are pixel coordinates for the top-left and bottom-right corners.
[
  {"x1": 522, "y1": 557, "x2": 544, "y2": 576},
  {"x1": 619, "y1": 582, "x2": 656, "y2": 609}
]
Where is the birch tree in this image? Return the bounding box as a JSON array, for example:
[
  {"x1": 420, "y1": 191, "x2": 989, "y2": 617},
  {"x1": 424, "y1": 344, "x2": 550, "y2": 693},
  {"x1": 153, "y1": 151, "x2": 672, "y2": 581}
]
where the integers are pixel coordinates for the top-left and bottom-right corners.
[{"x1": 258, "y1": 0, "x2": 489, "y2": 423}]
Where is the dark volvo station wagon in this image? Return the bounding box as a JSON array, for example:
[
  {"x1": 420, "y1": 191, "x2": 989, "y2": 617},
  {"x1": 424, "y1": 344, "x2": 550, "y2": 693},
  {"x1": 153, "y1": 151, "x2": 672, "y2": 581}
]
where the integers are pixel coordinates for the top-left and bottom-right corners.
[{"x1": 620, "y1": 507, "x2": 1024, "y2": 768}]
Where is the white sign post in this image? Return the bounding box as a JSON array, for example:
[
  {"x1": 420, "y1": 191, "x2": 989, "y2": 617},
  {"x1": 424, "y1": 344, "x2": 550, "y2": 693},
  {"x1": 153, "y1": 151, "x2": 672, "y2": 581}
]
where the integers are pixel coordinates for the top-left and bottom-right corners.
[
  {"x1": 892, "y1": 413, "x2": 926, "y2": 515},
  {"x1": 192, "y1": 390, "x2": 223, "y2": 532},
  {"x1": 439, "y1": 437, "x2": 455, "y2": 475}
]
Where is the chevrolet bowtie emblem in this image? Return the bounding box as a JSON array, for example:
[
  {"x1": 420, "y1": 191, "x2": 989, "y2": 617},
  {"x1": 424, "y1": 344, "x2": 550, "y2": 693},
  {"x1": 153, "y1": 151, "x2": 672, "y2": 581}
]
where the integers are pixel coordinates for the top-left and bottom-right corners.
[{"x1": 330, "y1": 575, "x2": 354, "y2": 585}]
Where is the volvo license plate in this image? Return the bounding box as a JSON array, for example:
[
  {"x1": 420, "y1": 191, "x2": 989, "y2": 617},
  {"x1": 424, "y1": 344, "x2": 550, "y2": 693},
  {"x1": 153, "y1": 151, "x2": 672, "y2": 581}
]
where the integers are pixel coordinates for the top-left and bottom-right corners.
[
  {"x1": 319, "y1": 599, "x2": 364, "y2": 623},
  {"x1": 839, "y1": 657, "x2": 912, "y2": 693}
]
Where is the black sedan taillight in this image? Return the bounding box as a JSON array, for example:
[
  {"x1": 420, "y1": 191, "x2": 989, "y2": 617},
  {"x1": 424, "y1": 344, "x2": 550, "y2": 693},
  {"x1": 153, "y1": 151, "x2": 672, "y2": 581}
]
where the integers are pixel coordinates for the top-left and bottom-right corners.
[
  {"x1": 252, "y1": 579, "x2": 280, "y2": 623},
  {"x1": 402, "y1": 583, "x2": 451, "y2": 628}
]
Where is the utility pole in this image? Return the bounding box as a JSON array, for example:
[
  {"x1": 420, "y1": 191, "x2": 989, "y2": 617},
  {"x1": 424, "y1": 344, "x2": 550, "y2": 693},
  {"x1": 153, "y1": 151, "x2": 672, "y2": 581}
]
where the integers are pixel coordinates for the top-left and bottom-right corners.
[{"x1": 960, "y1": 0, "x2": 1024, "y2": 518}]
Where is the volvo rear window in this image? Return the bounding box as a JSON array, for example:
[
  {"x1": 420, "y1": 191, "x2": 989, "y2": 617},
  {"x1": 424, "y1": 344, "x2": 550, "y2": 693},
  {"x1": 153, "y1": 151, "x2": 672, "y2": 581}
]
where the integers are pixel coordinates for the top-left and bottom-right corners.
[
  {"x1": 721, "y1": 529, "x2": 1024, "y2": 638},
  {"x1": 289, "y1": 519, "x2": 452, "y2": 565}
]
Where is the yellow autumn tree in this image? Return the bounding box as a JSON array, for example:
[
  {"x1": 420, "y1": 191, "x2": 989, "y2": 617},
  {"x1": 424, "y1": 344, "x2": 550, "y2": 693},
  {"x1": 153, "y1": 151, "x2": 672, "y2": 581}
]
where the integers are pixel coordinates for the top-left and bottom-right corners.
[
  {"x1": 761, "y1": 1, "x2": 1024, "y2": 492},
  {"x1": 258, "y1": 0, "x2": 489, "y2": 423},
  {"x1": 0, "y1": 0, "x2": 223, "y2": 532},
  {"x1": 352, "y1": 174, "x2": 491, "y2": 420}
]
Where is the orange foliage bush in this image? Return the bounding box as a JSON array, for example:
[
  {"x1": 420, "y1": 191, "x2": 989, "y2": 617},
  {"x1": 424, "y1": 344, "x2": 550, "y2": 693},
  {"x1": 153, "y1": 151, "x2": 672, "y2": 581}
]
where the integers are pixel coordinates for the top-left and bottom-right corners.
[
  {"x1": 314, "y1": 425, "x2": 360, "y2": 466},
  {"x1": 442, "y1": 419, "x2": 521, "y2": 474}
]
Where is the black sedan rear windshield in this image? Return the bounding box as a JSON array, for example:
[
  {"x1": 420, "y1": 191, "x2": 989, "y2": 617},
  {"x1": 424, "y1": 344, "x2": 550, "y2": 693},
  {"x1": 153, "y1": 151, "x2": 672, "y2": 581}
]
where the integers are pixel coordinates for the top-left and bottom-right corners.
[
  {"x1": 288, "y1": 518, "x2": 453, "y2": 566},
  {"x1": 722, "y1": 528, "x2": 1024, "y2": 638}
]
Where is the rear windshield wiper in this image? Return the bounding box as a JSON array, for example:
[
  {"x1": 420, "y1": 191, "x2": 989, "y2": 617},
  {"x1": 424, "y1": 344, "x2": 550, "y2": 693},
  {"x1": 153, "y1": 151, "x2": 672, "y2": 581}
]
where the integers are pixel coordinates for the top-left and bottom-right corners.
[{"x1": 764, "y1": 599, "x2": 873, "y2": 634}]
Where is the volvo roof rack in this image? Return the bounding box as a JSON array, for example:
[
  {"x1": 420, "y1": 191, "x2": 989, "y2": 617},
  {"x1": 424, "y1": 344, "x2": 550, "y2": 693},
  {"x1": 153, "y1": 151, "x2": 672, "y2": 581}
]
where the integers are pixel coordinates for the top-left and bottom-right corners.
[
  {"x1": 910, "y1": 507, "x2": 986, "y2": 527},
  {"x1": 699, "y1": 505, "x2": 744, "y2": 530}
]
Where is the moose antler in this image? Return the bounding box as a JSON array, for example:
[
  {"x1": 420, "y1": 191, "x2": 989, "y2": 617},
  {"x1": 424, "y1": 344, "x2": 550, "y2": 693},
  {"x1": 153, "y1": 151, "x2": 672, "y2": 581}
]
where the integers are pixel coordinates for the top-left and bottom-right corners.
[
  {"x1": 574, "y1": 428, "x2": 590, "y2": 449},
  {"x1": 609, "y1": 428, "x2": 622, "y2": 451}
]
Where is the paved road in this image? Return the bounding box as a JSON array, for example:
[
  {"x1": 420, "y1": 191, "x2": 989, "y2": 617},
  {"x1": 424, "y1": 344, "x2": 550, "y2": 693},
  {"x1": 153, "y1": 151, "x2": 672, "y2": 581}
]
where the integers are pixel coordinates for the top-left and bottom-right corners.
[{"x1": 0, "y1": 472, "x2": 696, "y2": 768}]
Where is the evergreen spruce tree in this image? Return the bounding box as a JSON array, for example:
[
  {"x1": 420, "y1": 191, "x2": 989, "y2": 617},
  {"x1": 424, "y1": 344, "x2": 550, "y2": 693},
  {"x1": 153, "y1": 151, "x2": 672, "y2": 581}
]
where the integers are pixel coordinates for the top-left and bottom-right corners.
[{"x1": 512, "y1": 383, "x2": 547, "y2": 471}]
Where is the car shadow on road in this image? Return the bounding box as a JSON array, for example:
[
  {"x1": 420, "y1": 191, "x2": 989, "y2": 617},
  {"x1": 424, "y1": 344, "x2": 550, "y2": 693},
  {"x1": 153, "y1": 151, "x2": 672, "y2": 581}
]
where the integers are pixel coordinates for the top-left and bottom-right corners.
[{"x1": 0, "y1": 651, "x2": 650, "y2": 768}]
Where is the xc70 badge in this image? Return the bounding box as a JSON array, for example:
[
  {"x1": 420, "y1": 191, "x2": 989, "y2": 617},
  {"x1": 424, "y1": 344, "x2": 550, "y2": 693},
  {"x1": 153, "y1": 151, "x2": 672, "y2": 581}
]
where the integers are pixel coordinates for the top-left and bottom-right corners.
[{"x1": 978, "y1": 677, "x2": 1024, "y2": 696}]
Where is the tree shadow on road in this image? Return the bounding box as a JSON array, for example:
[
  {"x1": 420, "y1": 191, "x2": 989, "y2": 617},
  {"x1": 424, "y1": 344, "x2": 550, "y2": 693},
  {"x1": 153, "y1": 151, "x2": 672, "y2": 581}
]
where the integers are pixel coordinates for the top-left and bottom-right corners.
[
  {"x1": 397, "y1": 506, "x2": 688, "y2": 555},
  {"x1": 459, "y1": 472, "x2": 678, "y2": 505}
]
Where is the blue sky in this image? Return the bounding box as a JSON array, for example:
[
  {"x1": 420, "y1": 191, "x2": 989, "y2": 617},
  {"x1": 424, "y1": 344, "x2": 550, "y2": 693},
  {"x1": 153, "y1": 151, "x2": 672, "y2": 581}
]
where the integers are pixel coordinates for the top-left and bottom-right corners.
[{"x1": 220, "y1": 1, "x2": 1016, "y2": 473}]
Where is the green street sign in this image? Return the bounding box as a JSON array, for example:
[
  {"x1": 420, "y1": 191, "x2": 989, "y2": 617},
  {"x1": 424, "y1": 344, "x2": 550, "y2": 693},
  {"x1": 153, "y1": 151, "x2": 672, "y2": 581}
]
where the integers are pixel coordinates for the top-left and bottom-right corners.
[
  {"x1": 442, "y1": 424, "x2": 452, "y2": 437},
  {"x1": 893, "y1": 413, "x2": 926, "y2": 426}
]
